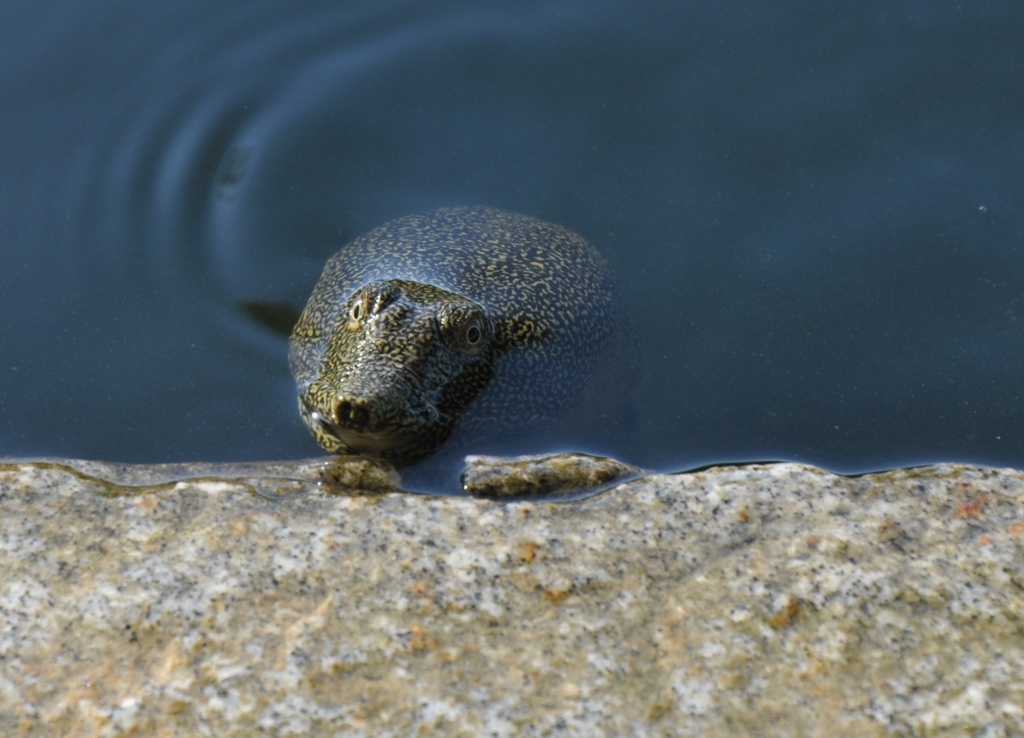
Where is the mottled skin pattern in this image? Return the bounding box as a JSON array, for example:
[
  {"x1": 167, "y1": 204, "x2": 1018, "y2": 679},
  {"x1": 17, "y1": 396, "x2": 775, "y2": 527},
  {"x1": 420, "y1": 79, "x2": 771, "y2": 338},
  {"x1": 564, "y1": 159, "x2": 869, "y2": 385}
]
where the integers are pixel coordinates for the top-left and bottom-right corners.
[{"x1": 289, "y1": 206, "x2": 621, "y2": 463}]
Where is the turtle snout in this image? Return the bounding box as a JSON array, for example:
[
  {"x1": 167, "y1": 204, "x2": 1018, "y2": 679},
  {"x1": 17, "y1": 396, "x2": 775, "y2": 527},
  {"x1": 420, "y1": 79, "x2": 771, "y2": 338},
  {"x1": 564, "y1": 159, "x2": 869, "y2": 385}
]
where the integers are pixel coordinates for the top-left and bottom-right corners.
[{"x1": 333, "y1": 396, "x2": 375, "y2": 430}]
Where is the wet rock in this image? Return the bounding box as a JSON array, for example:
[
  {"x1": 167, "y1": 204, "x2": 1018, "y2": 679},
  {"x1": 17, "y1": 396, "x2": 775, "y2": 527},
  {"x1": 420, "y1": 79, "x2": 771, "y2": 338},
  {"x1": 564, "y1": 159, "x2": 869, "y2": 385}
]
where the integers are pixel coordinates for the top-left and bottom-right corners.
[
  {"x1": 461, "y1": 452, "x2": 645, "y2": 497},
  {"x1": 0, "y1": 460, "x2": 1022, "y2": 736}
]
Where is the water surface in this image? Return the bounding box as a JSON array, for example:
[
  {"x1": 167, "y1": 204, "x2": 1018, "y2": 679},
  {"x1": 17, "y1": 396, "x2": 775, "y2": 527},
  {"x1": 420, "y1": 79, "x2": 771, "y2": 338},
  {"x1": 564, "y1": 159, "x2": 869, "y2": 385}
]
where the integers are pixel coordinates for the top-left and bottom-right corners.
[{"x1": 2, "y1": 0, "x2": 1023, "y2": 480}]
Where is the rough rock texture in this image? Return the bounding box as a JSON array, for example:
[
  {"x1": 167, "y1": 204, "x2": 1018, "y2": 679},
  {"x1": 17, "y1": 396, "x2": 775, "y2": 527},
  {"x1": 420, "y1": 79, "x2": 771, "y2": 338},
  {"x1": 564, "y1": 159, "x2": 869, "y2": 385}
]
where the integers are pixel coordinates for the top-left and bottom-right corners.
[
  {"x1": 460, "y1": 453, "x2": 643, "y2": 497},
  {"x1": 1, "y1": 459, "x2": 1023, "y2": 736}
]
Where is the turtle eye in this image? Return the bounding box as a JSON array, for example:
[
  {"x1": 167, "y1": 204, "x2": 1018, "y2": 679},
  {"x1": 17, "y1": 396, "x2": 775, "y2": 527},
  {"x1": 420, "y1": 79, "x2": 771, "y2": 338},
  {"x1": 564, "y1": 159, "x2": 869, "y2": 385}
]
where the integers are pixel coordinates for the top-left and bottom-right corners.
[
  {"x1": 440, "y1": 304, "x2": 490, "y2": 357},
  {"x1": 349, "y1": 282, "x2": 399, "y2": 326}
]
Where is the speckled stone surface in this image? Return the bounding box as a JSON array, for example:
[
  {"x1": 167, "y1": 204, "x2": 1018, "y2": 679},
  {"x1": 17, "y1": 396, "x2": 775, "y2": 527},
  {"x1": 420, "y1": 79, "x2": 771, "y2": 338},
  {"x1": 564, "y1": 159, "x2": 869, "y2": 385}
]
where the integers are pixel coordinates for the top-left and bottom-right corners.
[{"x1": 1, "y1": 459, "x2": 1023, "y2": 736}]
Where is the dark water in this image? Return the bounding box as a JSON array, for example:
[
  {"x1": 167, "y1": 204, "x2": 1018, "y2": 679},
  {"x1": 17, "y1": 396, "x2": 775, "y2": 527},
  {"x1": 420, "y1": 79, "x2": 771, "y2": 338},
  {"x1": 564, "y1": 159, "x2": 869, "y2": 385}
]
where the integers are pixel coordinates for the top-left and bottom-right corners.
[{"x1": 2, "y1": 0, "x2": 1023, "y2": 478}]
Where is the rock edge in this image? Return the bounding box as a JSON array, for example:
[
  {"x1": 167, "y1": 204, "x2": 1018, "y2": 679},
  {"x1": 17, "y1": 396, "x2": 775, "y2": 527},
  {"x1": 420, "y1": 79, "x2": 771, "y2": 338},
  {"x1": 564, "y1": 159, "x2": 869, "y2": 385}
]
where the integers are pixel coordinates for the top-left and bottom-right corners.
[{"x1": 0, "y1": 460, "x2": 1022, "y2": 736}]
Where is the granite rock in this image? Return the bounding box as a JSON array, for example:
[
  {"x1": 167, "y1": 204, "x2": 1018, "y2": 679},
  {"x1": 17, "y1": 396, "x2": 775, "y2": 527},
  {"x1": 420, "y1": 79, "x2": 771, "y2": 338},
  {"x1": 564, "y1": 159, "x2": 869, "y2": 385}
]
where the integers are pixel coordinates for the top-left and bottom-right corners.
[{"x1": 0, "y1": 458, "x2": 1022, "y2": 736}]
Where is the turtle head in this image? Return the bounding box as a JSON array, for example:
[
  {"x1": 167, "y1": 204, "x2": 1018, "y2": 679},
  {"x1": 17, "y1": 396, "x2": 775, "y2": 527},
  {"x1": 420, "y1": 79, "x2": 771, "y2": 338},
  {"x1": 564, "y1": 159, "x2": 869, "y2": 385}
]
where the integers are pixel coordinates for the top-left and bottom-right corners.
[{"x1": 289, "y1": 279, "x2": 496, "y2": 462}]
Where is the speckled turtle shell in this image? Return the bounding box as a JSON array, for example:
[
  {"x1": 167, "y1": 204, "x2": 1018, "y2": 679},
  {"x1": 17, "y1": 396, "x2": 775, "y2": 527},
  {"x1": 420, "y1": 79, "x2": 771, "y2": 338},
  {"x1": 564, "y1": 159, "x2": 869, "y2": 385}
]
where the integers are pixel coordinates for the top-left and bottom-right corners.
[{"x1": 288, "y1": 206, "x2": 622, "y2": 463}]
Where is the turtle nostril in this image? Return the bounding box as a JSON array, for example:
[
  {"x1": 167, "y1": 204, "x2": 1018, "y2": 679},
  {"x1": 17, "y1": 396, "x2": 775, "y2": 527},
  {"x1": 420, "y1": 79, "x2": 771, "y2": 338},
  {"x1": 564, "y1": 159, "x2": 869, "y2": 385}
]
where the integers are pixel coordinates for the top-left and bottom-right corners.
[
  {"x1": 334, "y1": 398, "x2": 371, "y2": 428},
  {"x1": 334, "y1": 400, "x2": 351, "y2": 424}
]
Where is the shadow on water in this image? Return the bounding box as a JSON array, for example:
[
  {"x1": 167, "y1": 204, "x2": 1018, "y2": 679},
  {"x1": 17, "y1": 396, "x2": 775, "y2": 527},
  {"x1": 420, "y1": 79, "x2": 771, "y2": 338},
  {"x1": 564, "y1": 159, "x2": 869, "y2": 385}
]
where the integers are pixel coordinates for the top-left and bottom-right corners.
[{"x1": 2, "y1": 0, "x2": 1024, "y2": 487}]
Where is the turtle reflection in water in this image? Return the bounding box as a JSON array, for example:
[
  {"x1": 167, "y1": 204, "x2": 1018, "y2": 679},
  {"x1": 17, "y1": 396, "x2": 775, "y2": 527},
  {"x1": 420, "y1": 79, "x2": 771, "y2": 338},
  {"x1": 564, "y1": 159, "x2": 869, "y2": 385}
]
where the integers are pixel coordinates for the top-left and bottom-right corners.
[{"x1": 288, "y1": 206, "x2": 640, "y2": 496}]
